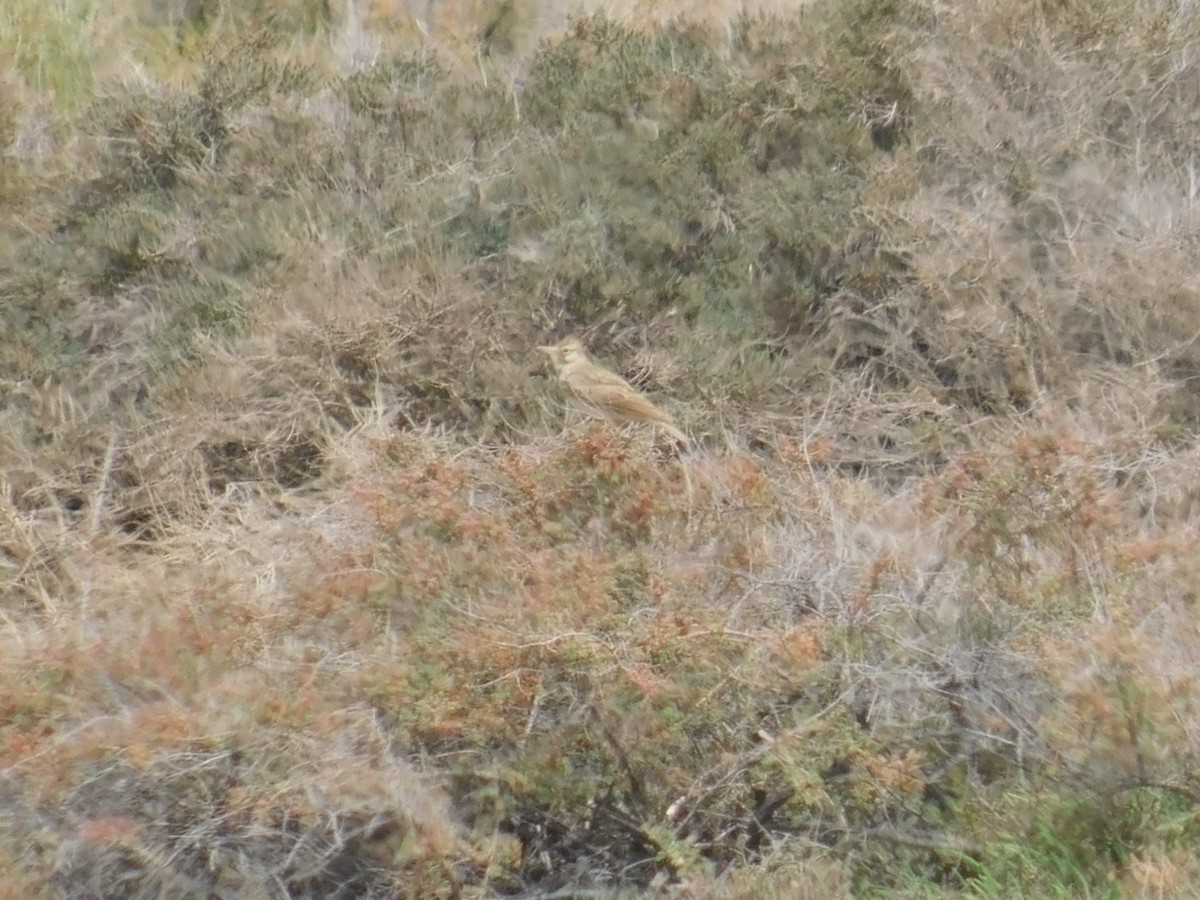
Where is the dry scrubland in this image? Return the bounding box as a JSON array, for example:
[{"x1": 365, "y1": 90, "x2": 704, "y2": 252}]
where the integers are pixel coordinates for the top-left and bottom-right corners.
[{"x1": 4, "y1": 0, "x2": 1200, "y2": 896}]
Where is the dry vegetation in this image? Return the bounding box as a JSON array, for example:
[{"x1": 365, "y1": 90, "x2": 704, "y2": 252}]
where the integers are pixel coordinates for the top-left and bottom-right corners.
[{"x1": 4, "y1": 0, "x2": 1200, "y2": 896}]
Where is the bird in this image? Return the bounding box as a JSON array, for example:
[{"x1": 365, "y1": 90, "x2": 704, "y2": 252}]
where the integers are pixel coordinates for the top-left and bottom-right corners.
[{"x1": 538, "y1": 336, "x2": 690, "y2": 448}]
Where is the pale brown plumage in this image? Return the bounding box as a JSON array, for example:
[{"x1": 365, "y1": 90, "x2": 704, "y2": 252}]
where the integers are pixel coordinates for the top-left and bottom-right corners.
[{"x1": 538, "y1": 337, "x2": 690, "y2": 448}]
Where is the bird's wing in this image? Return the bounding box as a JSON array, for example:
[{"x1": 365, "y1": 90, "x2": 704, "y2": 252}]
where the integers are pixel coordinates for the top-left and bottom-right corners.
[
  {"x1": 584, "y1": 385, "x2": 688, "y2": 441},
  {"x1": 562, "y1": 362, "x2": 690, "y2": 447}
]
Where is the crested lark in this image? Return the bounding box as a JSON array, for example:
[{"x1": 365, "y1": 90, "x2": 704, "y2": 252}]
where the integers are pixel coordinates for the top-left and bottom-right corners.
[{"x1": 538, "y1": 336, "x2": 690, "y2": 448}]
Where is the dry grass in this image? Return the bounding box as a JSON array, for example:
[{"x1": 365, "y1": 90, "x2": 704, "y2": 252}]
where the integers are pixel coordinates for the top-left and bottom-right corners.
[{"x1": 4, "y1": 0, "x2": 1200, "y2": 896}]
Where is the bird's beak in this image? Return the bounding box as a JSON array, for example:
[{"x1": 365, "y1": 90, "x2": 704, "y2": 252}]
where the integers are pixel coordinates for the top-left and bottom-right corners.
[{"x1": 537, "y1": 346, "x2": 554, "y2": 355}]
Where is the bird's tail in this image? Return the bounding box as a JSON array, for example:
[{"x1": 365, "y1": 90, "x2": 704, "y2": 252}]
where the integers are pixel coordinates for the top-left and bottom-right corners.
[{"x1": 658, "y1": 420, "x2": 691, "y2": 452}]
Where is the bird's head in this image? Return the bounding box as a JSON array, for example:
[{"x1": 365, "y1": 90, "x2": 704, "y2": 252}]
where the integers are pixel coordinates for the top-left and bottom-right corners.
[{"x1": 537, "y1": 336, "x2": 588, "y2": 371}]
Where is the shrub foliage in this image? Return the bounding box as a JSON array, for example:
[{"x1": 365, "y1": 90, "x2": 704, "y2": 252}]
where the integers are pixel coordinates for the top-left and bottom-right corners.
[{"x1": 3, "y1": 0, "x2": 1200, "y2": 896}]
